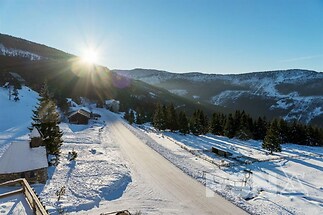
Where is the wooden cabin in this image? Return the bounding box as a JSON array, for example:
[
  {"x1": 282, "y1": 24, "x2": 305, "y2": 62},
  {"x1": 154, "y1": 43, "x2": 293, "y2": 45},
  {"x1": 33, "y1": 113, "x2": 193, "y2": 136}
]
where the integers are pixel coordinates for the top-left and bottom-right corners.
[{"x1": 68, "y1": 109, "x2": 91, "y2": 124}]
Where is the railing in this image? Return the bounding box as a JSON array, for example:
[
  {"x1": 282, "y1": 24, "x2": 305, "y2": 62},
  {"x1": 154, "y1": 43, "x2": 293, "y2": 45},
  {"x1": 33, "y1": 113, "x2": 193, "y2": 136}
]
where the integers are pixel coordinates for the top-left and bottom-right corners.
[{"x1": 0, "y1": 178, "x2": 48, "y2": 215}]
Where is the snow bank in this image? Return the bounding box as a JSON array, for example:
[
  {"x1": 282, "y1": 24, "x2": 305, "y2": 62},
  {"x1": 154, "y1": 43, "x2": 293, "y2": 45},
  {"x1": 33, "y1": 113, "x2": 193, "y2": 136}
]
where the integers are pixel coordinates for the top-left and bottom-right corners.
[{"x1": 123, "y1": 122, "x2": 323, "y2": 215}]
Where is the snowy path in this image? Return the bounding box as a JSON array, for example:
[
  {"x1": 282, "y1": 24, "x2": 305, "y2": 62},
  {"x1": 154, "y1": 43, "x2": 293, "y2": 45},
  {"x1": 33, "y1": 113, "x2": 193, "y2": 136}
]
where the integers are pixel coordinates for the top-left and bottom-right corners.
[{"x1": 93, "y1": 113, "x2": 247, "y2": 214}]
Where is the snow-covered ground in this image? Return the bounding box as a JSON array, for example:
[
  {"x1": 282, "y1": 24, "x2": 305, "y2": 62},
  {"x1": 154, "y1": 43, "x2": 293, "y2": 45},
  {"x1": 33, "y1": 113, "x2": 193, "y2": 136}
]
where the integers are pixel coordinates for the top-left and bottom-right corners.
[
  {"x1": 1, "y1": 86, "x2": 322, "y2": 214},
  {"x1": 0, "y1": 192, "x2": 33, "y2": 215},
  {"x1": 132, "y1": 124, "x2": 323, "y2": 215},
  {"x1": 0, "y1": 87, "x2": 131, "y2": 214},
  {"x1": 35, "y1": 120, "x2": 131, "y2": 214}
]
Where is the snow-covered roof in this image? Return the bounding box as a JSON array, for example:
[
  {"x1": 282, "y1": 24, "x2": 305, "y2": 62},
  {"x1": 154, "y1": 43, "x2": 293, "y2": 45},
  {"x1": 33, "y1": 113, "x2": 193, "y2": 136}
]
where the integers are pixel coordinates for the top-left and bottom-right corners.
[
  {"x1": 105, "y1": 99, "x2": 120, "y2": 105},
  {"x1": 68, "y1": 109, "x2": 91, "y2": 119},
  {"x1": 30, "y1": 127, "x2": 42, "y2": 138},
  {"x1": 0, "y1": 141, "x2": 48, "y2": 174},
  {"x1": 80, "y1": 107, "x2": 91, "y2": 114}
]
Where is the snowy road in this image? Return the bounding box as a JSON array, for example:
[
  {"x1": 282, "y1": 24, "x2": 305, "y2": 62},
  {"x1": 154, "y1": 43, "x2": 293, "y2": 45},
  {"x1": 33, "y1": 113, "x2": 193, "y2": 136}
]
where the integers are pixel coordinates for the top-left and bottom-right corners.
[{"x1": 103, "y1": 113, "x2": 248, "y2": 214}]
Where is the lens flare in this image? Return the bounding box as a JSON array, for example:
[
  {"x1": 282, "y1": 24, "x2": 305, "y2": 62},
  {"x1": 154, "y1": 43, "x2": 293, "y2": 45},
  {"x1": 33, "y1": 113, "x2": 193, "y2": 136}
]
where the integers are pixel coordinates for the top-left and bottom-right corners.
[{"x1": 81, "y1": 49, "x2": 98, "y2": 64}]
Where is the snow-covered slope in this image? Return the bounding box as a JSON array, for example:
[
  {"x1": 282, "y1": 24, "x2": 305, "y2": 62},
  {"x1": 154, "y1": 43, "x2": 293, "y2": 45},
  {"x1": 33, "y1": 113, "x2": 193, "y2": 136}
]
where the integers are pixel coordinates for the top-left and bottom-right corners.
[
  {"x1": 0, "y1": 87, "x2": 131, "y2": 214},
  {"x1": 132, "y1": 123, "x2": 323, "y2": 215},
  {"x1": 0, "y1": 86, "x2": 39, "y2": 156},
  {"x1": 114, "y1": 69, "x2": 323, "y2": 126},
  {"x1": 0, "y1": 43, "x2": 42, "y2": 60}
]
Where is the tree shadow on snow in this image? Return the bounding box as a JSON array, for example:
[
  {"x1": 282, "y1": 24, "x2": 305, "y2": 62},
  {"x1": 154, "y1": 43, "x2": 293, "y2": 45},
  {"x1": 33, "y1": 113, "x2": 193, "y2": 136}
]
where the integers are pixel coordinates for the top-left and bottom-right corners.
[{"x1": 100, "y1": 174, "x2": 132, "y2": 201}]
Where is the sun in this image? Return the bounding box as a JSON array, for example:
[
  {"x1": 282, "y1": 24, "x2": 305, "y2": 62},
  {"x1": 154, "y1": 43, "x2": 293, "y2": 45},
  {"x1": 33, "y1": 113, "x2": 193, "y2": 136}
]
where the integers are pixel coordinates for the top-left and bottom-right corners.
[{"x1": 81, "y1": 49, "x2": 98, "y2": 64}]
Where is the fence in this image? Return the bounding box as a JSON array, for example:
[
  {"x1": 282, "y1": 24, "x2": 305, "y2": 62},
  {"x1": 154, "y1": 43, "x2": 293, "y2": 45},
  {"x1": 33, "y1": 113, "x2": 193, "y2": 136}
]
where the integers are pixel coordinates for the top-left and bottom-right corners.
[{"x1": 0, "y1": 178, "x2": 48, "y2": 215}]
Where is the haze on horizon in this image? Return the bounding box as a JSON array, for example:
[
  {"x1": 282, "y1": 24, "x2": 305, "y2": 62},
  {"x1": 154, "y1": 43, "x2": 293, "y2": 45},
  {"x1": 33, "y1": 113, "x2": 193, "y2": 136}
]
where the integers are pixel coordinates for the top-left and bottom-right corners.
[{"x1": 0, "y1": 0, "x2": 322, "y2": 74}]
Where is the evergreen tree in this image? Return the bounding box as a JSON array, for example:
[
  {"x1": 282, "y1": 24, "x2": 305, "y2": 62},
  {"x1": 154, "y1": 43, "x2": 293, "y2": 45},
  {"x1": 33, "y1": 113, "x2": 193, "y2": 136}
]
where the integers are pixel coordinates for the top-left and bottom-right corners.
[
  {"x1": 278, "y1": 118, "x2": 289, "y2": 143},
  {"x1": 161, "y1": 105, "x2": 168, "y2": 130},
  {"x1": 236, "y1": 112, "x2": 253, "y2": 140},
  {"x1": 153, "y1": 103, "x2": 166, "y2": 130},
  {"x1": 124, "y1": 110, "x2": 130, "y2": 121},
  {"x1": 166, "y1": 103, "x2": 178, "y2": 131},
  {"x1": 190, "y1": 109, "x2": 208, "y2": 135},
  {"x1": 210, "y1": 113, "x2": 223, "y2": 135},
  {"x1": 31, "y1": 82, "x2": 63, "y2": 155},
  {"x1": 136, "y1": 110, "x2": 145, "y2": 124},
  {"x1": 178, "y1": 111, "x2": 189, "y2": 134},
  {"x1": 42, "y1": 100, "x2": 63, "y2": 155},
  {"x1": 262, "y1": 119, "x2": 282, "y2": 154},
  {"x1": 56, "y1": 96, "x2": 69, "y2": 114},
  {"x1": 201, "y1": 111, "x2": 209, "y2": 134},
  {"x1": 253, "y1": 117, "x2": 267, "y2": 140},
  {"x1": 288, "y1": 121, "x2": 306, "y2": 145},
  {"x1": 129, "y1": 110, "x2": 135, "y2": 125},
  {"x1": 190, "y1": 110, "x2": 202, "y2": 135},
  {"x1": 224, "y1": 114, "x2": 235, "y2": 138}
]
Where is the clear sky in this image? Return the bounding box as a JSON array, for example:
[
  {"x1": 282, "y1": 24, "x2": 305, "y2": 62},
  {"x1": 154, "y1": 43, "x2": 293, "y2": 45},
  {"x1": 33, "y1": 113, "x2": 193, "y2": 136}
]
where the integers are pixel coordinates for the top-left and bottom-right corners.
[{"x1": 0, "y1": 0, "x2": 322, "y2": 74}]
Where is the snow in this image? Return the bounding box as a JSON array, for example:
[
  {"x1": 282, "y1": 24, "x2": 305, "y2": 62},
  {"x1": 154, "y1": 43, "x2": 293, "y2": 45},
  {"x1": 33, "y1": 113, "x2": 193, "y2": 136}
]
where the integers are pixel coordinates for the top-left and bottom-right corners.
[
  {"x1": 0, "y1": 43, "x2": 42, "y2": 61},
  {"x1": 35, "y1": 110, "x2": 131, "y2": 214},
  {"x1": 0, "y1": 141, "x2": 47, "y2": 173},
  {"x1": 105, "y1": 99, "x2": 120, "y2": 105},
  {"x1": 129, "y1": 123, "x2": 323, "y2": 215},
  {"x1": 0, "y1": 192, "x2": 33, "y2": 215},
  {"x1": 0, "y1": 86, "x2": 39, "y2": 157},
  {"x1": 1, "y1": 85, "x2": 322, "y2": 214},
  {"x1": 271, "y1": 99, "x2": 294, "y2": 110},
  {"x1": 211, "y1": 90, "x2": 248, "y2": 105},
  {"x1": 168, "y1": 89, "x2": 188, "y2": 96},
  {"x1": 116, "y1": 69, "x2": 323, "y2": 125}
]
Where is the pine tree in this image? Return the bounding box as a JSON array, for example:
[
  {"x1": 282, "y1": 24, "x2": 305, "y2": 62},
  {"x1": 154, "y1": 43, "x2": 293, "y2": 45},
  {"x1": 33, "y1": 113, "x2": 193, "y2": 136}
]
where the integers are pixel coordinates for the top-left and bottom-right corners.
[
  {"x1": 288, "y1": 121, "x2": 306, "y2": 145},
  {"x1": 166, "y1": 103, "x2": 178, "y2": 131},
  {"x1": 153, "y1": 103, "x2": 166, "y2": 130},
  {"x1": 236, "y1": 112, "x2": 253, "y2": 140},
  {"x1": 124, "y1": 110, "x2": 130, "y2": 121},
  {"x1": 136, "y1": 111, "x2": 144, "y2": 124},
  {"x1": 129, "y1": 110, "x2": 135, "y2": 125},
  {"x1": 42, "y1": 100, "x2": 63, "y2": 155},
  {"x1": 278, "y1": 118, "x2": 289, "y2": 143},
  {"x1": 253, "y1": 117, "x2": 267, "y2": 140},
  {"x1": 224, "y1": 114, "x2": 235, "y2": 138},
  {"x1": 210, "y1": 113, "x2": 223, "y2": 135},
  {"x1": 178, "y1": 111, "x2": 189, "y2": 134},
  {"x1": 31, "y1": 82, "x2": 63, "y2": 155},
  {"x1": 189, "y1": 109, "x2": 208, "y2": 135},
  {"x1": 262, "y1": 119, "x2": 282, "y2": 154}
]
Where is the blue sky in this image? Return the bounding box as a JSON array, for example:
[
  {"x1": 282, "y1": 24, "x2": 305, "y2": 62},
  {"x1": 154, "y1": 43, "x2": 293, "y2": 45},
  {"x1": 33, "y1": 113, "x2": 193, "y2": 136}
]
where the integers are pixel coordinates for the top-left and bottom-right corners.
[{"x1": 0, "y1": 0, "x2": 322, "y2": 74}]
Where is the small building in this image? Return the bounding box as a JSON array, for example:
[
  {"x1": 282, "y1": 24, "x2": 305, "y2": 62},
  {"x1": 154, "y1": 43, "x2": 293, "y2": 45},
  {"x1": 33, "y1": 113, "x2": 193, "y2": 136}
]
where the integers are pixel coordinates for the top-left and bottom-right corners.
[
  {"x1": 211, "y1": 147, "x2": 233, "y2": 158},
  {"x1": 105, "y1": 99, "x2": 120, "y2": 112},
  {"x1": 29, "y1": 127, "x2": 44, "y2": 148},
  {"x1": 0, "y1": 141, "x2": 48, "y2": 184},
  {"x1": 68, "y1": 109, "x2": 91, "y2": 124}
]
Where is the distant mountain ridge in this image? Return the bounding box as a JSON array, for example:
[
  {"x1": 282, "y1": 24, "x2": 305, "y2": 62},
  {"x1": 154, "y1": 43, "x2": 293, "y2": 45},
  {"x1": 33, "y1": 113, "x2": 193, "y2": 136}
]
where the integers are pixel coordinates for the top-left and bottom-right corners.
[
  {"x1": 1, "y1": 33, "x2": 322, "y2": 127},
  {"x1": 0, "y1": 33, "x2": 223, "y2": 120},
  {"x1": 0, "y1": 33, "x2": 73, "y2": 60},
  {"x1": 114, "y1": 68, "x2": 323, "y2": 126}
]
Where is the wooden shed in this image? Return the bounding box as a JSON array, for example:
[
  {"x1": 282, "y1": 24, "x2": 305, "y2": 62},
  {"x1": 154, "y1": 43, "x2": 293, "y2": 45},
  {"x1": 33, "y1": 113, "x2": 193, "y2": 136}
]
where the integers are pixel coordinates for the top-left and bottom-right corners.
[
  {"x1": 68, "y1": 109, "x2": 91, "y2": 124},
  {"x1": 211, "y1": 147, "x2": 233, "y2": 158}
]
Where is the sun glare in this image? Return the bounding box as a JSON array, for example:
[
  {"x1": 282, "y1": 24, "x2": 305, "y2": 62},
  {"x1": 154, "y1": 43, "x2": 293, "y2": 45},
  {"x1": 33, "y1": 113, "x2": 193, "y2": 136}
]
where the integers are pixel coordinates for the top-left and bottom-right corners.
[{"x1": 81, "y1": 49, "x2": 98, "y2": 64}]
